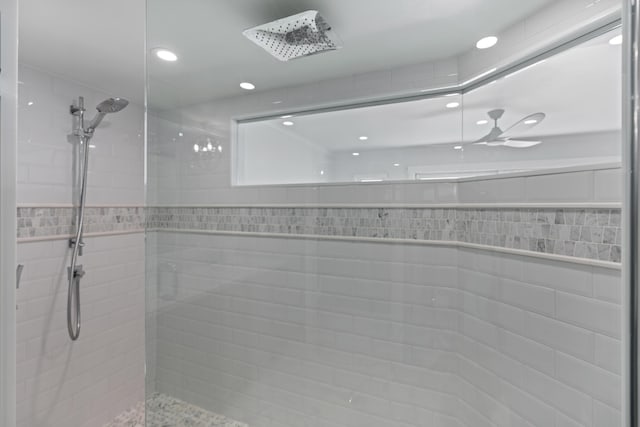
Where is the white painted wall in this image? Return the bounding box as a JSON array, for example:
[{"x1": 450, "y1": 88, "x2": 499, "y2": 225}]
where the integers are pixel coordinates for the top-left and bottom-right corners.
[
  {"x1": 237, "y1": 122, "x2": 330, "y2": 185},
  {"x1": 16, "y1": 65, "x2": 145, "y2": 427},
  {"x1": 328, "y1": 132, "x2": 621, "y2": 183}
]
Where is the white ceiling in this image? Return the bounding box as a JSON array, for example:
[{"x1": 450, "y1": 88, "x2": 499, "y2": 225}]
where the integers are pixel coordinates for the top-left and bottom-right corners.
[
  {"x1": 18, "y1": 0, "x2": 146, "y2": 103},
  {"x1": 16, "y1": 0, "x2": 556, "y2": 108},
  {"x1": 243, "y1": 30, "x2": 622, "y2": 150},
  {"x1": 146, "y1": 0, "x2": 555, "y2": 107}
]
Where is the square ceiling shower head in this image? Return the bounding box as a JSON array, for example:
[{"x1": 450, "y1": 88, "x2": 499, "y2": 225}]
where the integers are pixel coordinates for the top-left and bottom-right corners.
[{"x1": 243, "y1": 10, "x2": 342, "y2": 62}]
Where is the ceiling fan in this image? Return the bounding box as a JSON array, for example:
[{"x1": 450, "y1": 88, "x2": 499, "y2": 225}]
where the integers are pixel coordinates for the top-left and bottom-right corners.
[{"x1": 472, "y1": 109, "x2": 545, "y2": 148}]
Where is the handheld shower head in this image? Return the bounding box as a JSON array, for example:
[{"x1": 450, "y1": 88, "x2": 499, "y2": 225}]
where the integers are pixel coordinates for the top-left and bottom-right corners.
[{"x1": 86, "y1": 97, "x2": 129, "y2": 131}]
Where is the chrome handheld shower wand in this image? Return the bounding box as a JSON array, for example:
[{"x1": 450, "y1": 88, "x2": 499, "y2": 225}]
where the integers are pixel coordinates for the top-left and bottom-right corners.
[{"x1": 67, "y1": 96, "x2": 129, "y2": 341}]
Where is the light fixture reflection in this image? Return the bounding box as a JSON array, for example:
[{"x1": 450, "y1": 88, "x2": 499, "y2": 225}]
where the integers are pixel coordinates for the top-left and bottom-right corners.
[
  {"x1": 476, "y1": 36, "x2": 498, "y2": 49},
  {"x1": 153, "y1": 48, "x2": 178, "y2": 62}
]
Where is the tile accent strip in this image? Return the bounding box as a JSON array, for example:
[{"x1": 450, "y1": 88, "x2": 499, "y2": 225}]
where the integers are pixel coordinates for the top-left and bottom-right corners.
[
  {"x1": 17, "y1": 207, "x2": 145, "y2": 239},
  {"x1": 16, "y1": 206, "x2": 622, "y2": 263},
  {"x1": 147, "y1": 207, "x2": 622, "y2": 263}
]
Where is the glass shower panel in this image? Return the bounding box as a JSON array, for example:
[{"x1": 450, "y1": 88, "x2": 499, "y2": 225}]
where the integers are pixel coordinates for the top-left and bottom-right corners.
[{"x1": 145, "y1": 1, "x2": 625, "y2": 426}]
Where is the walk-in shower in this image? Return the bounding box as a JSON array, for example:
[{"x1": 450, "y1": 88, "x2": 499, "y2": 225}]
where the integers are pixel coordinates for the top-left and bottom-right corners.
[
  {"x1": 67, "y1": 96, "x2": 129, "y2": 340},
  {"x1": 7, "y1": 1, "x2": 633, "y2": 426}
]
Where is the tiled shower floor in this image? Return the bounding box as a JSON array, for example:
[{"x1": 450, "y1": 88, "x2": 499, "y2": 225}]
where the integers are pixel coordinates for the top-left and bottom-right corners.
[{"x1": 104, "y1": 393, "x2": 248, "y2": 427}]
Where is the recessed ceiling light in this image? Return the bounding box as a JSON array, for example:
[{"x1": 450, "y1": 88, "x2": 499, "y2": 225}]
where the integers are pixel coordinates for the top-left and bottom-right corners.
[
  {"x1": 476, "y1": 36, "x2": 498, "y2": 49},
  {"x1": 240, "y1": 82, "x2": 256, "y2": 90},
  {"x1": 393, "y1": 163, "x2": 400, "y2": 167},
  {"x1": 454, "y1": 146, "x2": 463, "y2": 150},
  {"x1": 178, "y1": 132, "x2": 184, "y2": 137},
  {"x1": 27, "y1": 101, "x2": 34, "y2": 106},
  {"x1": 153, "y1": 48, "x2": 178, "y2": 62},
  {"x1": 524, "y1": 119, "x2": 538, "y2": 125},
  {"x1": 352, "y1": 152, "x2": 360, "y2": 156},
  {"x1": 193, "y1": 144, "x2": 200, "y2": 152},
  {"x1": 476, "y1": 120, "x2": 489, "y2": 125},
  {"x1": 359, "y1": 136, "x2": 369, "y2": 141},
  {"x1": 320, "y1": 170, "x2": 325, "y2": 175},
  {"x1": 280, "y1": 115, "x2": 293, "y2": 119},
  {"x1": 282, "y1": 121, "x2": 294, "y2": 126},
  {"x1": 446, "y1": 102, "x2": 460, "y2": 109},
  {"x1": 609, "y1": 35, "x2": 623, "y2": 46}
]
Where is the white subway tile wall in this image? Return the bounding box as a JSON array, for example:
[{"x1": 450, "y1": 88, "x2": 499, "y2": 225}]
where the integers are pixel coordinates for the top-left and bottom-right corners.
[
  {"x1": 16, "y1": 234, "x2": 145, "y2": 427},
  {"x1": 149, "y1": 232, "x2": 621, "y2": 427},
  {"x1": 17, "y1": 65, "x2": 145, "y2": 427},
  {"x1": 18, "y1": 64, "x2": 144, "y2": 206}
]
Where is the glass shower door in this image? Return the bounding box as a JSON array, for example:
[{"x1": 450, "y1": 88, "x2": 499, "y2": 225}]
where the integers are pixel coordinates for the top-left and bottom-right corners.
[{"x1": 145, "y1": 1, "x2": 626, "y2": 426}]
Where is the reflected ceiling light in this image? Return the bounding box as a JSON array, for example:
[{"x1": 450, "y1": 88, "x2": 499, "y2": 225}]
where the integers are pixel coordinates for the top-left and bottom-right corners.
[
  {"x1": 178, "y1": 132, "x2": 184, "y2": 137},
  {"x1": 454, "y1": 146, "x2": 463, "y2": 150},
  {"x1": 444, "y1": 93, "x2": 460, "y2": 97},
  {"x1": 352, "y1": 152, "x2": 360, "y2": 156},
  {"x1": 27, "y1": 101, "x2": 34, "y2": 106},
  {"x1": 524, "y1": 119, "x2": 539, "y2": 125},
  {"x1": 359, "y1": 136, "x2": 369, "y2": 141},
  {"x1": 393, "y1": 163, "x2": 400, "y2": 167},
  {"x1": 461, "y1": 68, "x2": 498, "y2": 85},
  {"x1": 476, "y1": 120, "x2": 489, "y2": 125},
  {"x1": 476, "y1": 36, "x2": 498, "y2": 49},
  {"x1": 282, "y1": 121, "x2": 294, "y2": 126},
  {"x1": 272, "y1": 100, "x2": 283, "y2": 104},
  {"x1": 446, "y1": 102, "x2": 460, "y2": 109},
  {"x1": 240, "y1": 82, "x2": 256, "y2": 90},
  {"x1": 320, "y1": 170, "x2": 325, "y2": 175},
  {"x1": 153, "y1": 48, "x2": 178, "y2": 62},
  {"x1": 280, "y1": 115, "x2": 293, "y2": 119},
  {"x1": 361, "y1": 179, "x2": 383, "y2": 182},
  {"x1": 193, "y1": 144, "x2": 200, "y2": 152},
  {"x1": 609, "y1": 35, "x2": 623, "y2": 45}
]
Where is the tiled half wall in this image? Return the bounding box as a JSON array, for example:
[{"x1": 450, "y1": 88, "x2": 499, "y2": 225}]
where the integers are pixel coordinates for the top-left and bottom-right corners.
[{"x1": 18, "y1": 206, "x2": 622, "y2": 263}]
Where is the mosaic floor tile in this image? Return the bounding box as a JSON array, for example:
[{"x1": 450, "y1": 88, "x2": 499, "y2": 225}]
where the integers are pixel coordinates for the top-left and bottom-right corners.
[{"x1": 104, "y1": 393, "x2": 247, "y2": 427}]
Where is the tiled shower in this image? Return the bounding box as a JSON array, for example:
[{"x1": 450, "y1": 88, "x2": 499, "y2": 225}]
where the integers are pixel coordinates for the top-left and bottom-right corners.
[{"x1": 6, "y1": 0, "x2": 632, "y2": 426}]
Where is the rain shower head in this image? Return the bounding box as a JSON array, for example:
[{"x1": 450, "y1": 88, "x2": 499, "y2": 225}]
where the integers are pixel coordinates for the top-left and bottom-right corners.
[
  {"x1": 243, "y1": 10, "x2": 342, "y2": 61},
  {"x1": 87, "y1": 97, "x2": 129, "y2": 131}
]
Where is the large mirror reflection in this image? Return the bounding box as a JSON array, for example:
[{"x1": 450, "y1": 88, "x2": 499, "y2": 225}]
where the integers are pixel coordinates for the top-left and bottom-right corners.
[{"x1": 235, "y1": 28, "x2": 621, "y2": 185}]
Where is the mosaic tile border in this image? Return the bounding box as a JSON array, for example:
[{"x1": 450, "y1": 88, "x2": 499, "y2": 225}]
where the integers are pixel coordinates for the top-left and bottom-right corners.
[
  {"x1": 16, "y1": 206, "x2": 622, "y2": 263},
  {"x1": 148, "y1": 207, "x2": 622, "y2": 263},
  {"x1": 104, "y1": 392, "x2": 248, "y2": 427},
  {"x1": 17, "y1": 207, "x2": 145, "y2": 239}
]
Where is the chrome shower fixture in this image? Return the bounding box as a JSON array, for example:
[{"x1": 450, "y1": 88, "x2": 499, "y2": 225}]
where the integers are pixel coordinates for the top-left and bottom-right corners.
[
  {"x1": 66, "y1": 96, "x2": 129, "y2": 341},
  {"x1": 243, "y1": 10, "x2": 342, "y2": 61}
]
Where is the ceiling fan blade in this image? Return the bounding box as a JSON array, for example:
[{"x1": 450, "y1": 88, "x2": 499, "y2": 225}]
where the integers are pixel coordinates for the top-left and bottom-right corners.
[
  {"x1": 500, "y1": 112, "x2": 546, "y2": 139},
  {"x1": 502, "y1": 139, "x2": 542, "y2": 148},
  {"x1": 473, "y1": 126, "x2": 503, "y2": 144}
]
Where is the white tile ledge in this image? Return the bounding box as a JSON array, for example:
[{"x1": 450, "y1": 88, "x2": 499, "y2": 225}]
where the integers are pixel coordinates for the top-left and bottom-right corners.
[
  {"x1": 17, "y1": 229, "x2": 144, "y2": 244},
  {"x1": 152, "y1": 228, "x2": 622, "y2": 270},
  {"x1": 148, "y1": 202, "x2": 622, "y2": 209}
]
